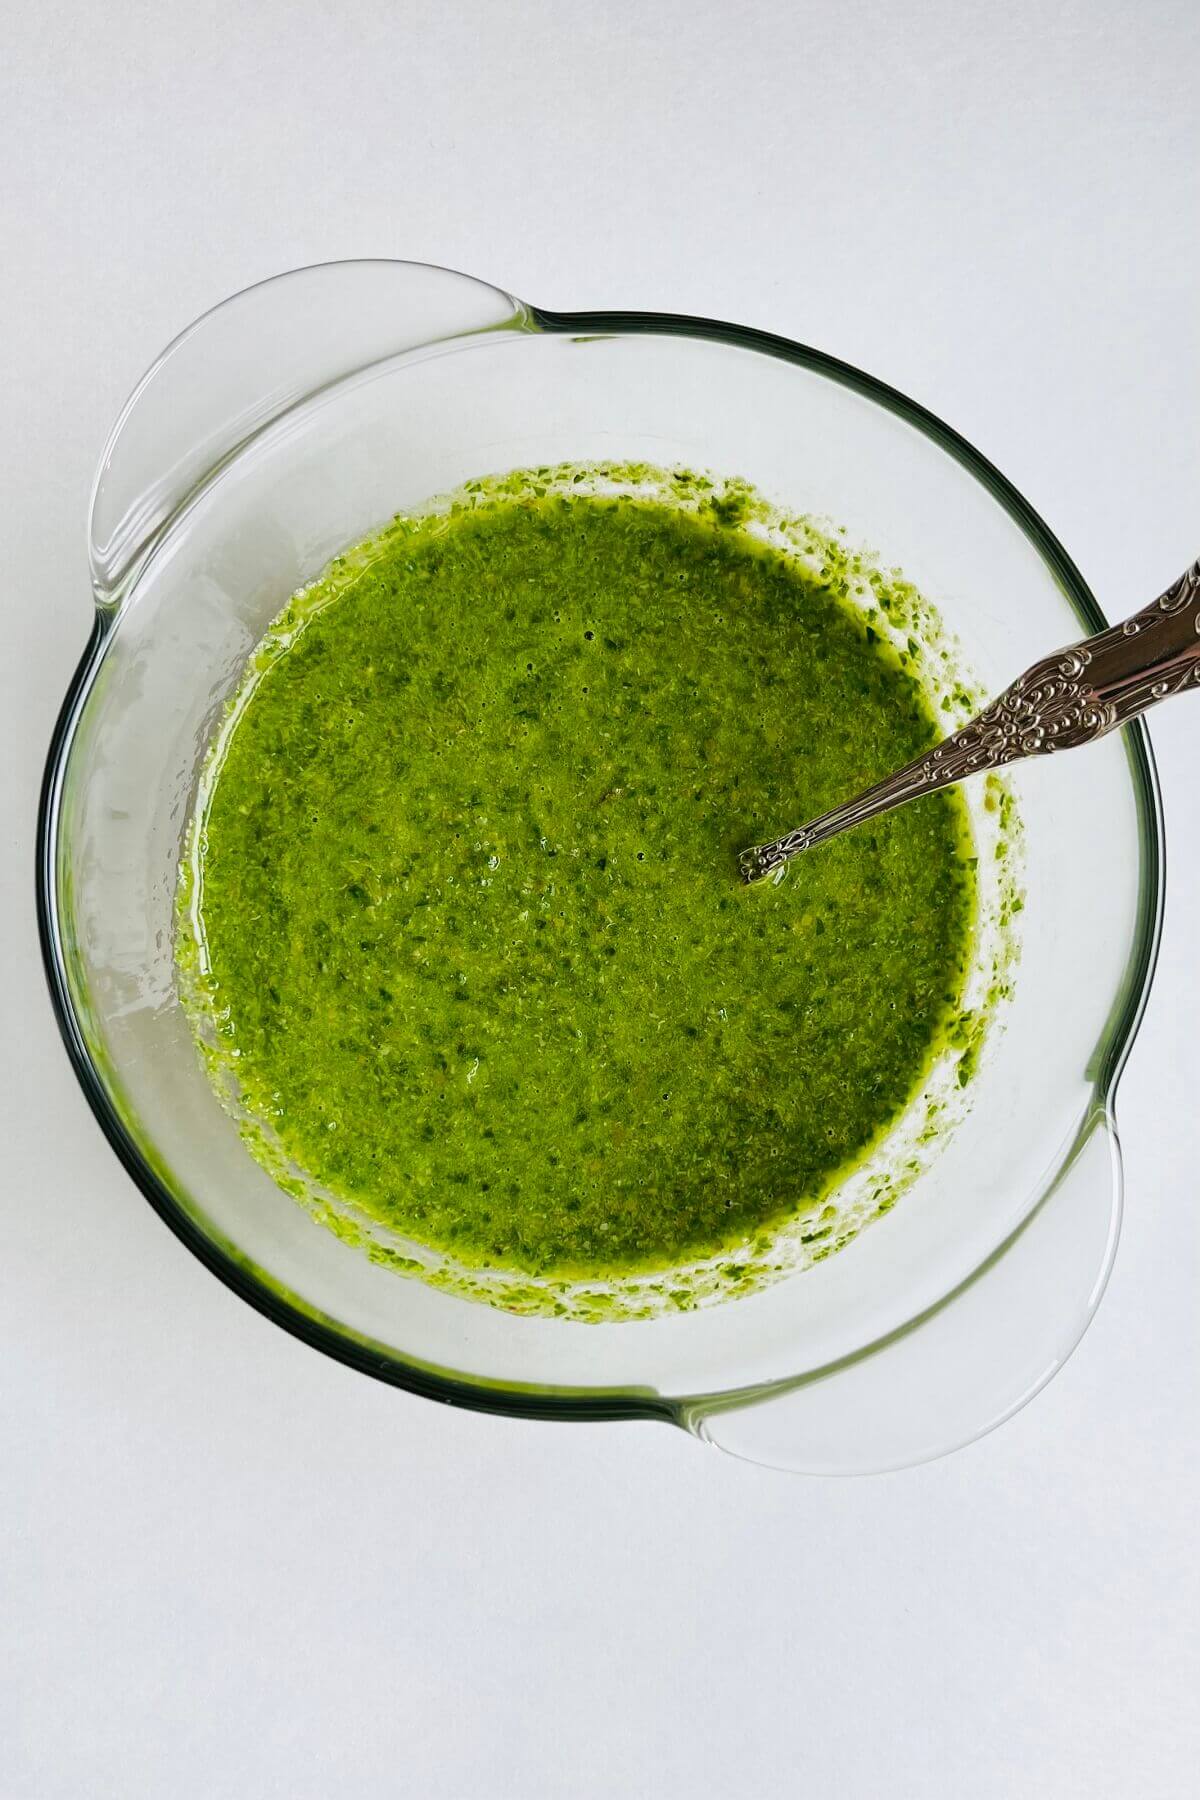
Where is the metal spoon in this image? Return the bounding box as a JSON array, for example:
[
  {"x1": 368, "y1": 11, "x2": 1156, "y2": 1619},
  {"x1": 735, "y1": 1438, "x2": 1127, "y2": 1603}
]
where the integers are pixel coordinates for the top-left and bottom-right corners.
[{"x1": 738, "y1": 558, "x2": 1200, "y2": 884}]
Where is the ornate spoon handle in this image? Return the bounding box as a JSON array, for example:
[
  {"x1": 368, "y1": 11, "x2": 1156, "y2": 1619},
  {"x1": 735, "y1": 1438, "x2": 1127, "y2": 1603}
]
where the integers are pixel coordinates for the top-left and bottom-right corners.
[{"x1": 739, "y1": 559, "x2": 1200, "y2": 883}]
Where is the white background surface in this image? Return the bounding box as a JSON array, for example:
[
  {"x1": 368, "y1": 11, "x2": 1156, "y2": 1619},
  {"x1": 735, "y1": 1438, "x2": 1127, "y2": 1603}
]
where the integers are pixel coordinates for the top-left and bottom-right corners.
[{"x1": 3, "y1": 3, "x2": 1198, "y2": 1795}]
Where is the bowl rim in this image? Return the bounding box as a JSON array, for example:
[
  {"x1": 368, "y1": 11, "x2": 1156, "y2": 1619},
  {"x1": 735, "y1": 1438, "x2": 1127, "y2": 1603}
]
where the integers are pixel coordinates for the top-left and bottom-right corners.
[{"x1": 36, "y1": 266, "x2": 1166, "y2": 1425}]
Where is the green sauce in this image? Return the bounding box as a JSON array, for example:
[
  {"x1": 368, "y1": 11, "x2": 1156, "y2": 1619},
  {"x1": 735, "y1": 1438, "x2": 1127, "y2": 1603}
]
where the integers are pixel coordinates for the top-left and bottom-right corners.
[{"x1": 179, "y1": 478, "x2": 975, "y2": 1304}]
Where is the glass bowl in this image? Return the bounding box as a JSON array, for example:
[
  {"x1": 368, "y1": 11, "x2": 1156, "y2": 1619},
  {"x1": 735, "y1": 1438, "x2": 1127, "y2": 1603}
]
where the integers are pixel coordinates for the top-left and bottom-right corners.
[{"x1": 38, "y1": 259, "x2": 1162, "y2": 1472}]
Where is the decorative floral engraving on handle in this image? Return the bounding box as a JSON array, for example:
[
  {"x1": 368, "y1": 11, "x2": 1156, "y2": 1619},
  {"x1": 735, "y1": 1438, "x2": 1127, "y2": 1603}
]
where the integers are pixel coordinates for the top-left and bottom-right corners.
[{"x1": 740, "y1": 560, "x2": 1200, "y2": 883}]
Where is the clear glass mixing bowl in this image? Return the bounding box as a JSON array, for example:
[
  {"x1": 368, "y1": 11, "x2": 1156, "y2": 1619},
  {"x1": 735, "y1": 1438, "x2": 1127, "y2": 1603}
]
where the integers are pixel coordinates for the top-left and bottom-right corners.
[{"x1": 38, "y1": 260, "x2": 1162, "y2": 1472}]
